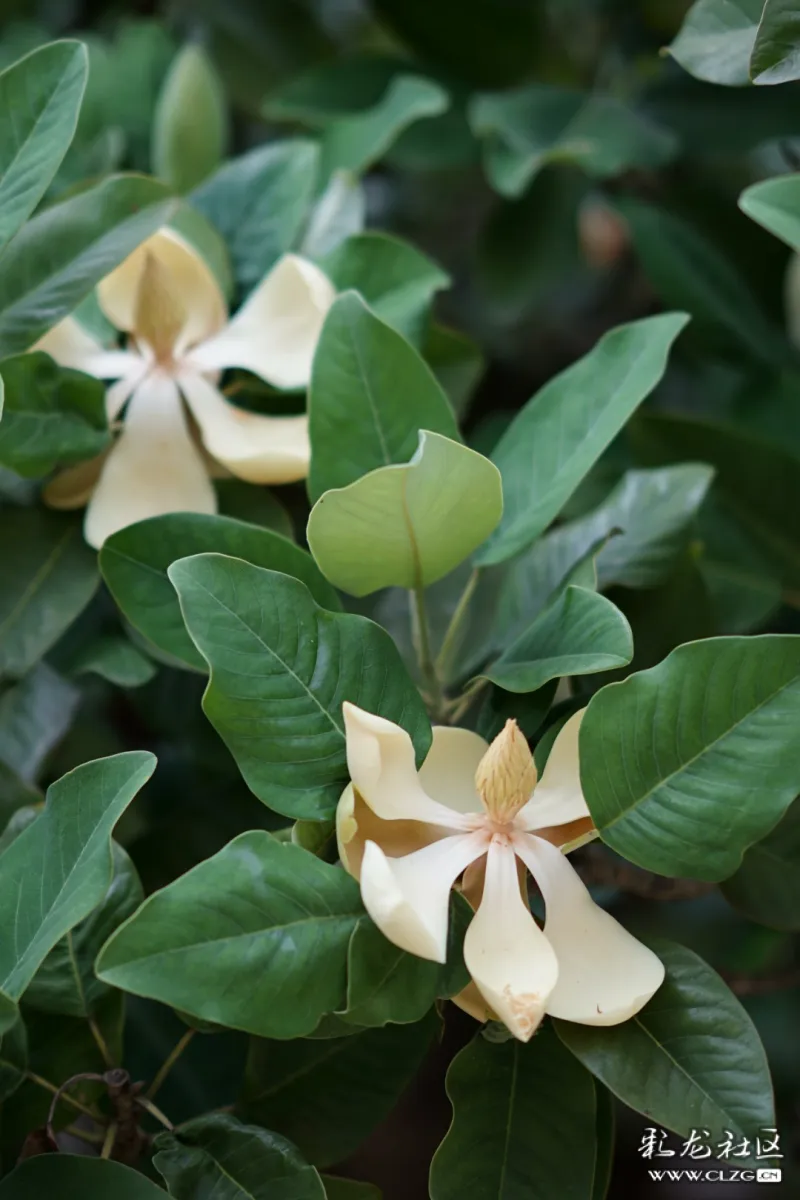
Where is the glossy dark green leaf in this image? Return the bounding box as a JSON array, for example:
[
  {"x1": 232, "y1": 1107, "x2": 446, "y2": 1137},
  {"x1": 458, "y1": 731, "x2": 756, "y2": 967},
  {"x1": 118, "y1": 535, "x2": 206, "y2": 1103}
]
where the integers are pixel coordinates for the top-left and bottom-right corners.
[
  {"x1": 556, "y1": 941, "x2": 774, "y2": 1144},
  {"x1": 592, "y1": 1085, "x2": 615, "y2": 1200},
  {"x1": 750, "y1": 0, "x2": 800, "y2": 83},
  {"x1": 667, "y1": 0, "x2": 763, "y2": 85},
  {"x1": 152, "y1": 45, "x2": 227, "y2": 192},
  {"x1": 0, "y1": 1009, "x2": 26, "y2": 1100},
  {"x1": 430, "y1": 1024, "x2": 597, "y2": 1200},
  {"x1": 168, "y1": 555, "x2": 430, "y2": 819},
  {"x1": 101, "y1": 513, "x2": 341, "y2": 672},
  {"x1": 0, "y1": 1156, "x2": 168, "y2": 1199},
  {"x1": 240, "y1": 1011, "x2": 438, "y2": 1166},
  {"x1": 320, "y1": 76, "x2": 448, "y2": 178},
  {"x1": 153, "y1": 1113, "x2": 325, "y2": 1199},
  {"x1": 696, "y1": 493, "x2": 782, "y2": 633},
  {"x1": 308, "y1": 292, "x2": 459, "y2": 501},
  {"x1": 739, "y1": 172, "x2": 800, "y2": 249},
  {"x1": 0, "y1": 662, "x2": 78, "y2": 782},
  {"x1": 722, "y1": 798, "x2": 800, "y2": 929},
  {"x1": 580, "y1": 636, "x2": 800, "y2": 879},
  {"x1": 0, "y1": 509, "x2": 99, "y2": 679}
]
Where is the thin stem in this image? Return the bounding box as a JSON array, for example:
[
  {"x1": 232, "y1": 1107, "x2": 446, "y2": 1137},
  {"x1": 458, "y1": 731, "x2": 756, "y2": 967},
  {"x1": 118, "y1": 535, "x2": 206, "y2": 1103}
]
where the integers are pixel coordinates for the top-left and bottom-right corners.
[
  {"x1": 137, "y1": 1095, "x2": 174, "y2": 1130},
  {"x1": 88, "y1": 1016, "x2": 114, "y2": 1068},
  {"x1": 65, "y1": 1123, "x2": 106, "y2": 1146},
  {"x1": 101, "y1": 1121, "x2": 118, "y2": 1159},
  {"x1": 435, "y1": 569, "x2": 479, "y2": 684},
  {"x1": 146, "y1": 1027, "x2": 195, "y2": 1100},
  {"x1": 25, "y1": 1072, "x2": 102, "y2": 1120},
  {"x1": 448, "y1": 677, "x2": 489, "y2": 725},
  {"x1": 410, "y1": 585, "x2": 445, "y2": 717}
]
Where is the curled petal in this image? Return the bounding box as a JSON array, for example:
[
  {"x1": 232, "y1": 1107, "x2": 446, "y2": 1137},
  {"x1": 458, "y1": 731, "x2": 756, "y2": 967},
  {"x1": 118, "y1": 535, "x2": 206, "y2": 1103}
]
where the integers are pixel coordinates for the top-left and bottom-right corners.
[
  {"x1": 464, "y1": 837, "x2": 558, "y2": 1042},
  {"x1": 36, "y1": 316, "x2": 140, "y2": 380},
  {"x1": 419, "y1": 726, "x2": 488, "y2": 814},
  {"x1": 515, "y1": 833, "x2": 665, "y2": 1026},
  {"x1": 517, "y1": 710, "x2": 591, "y2": 833},
  {"x1": 336, "y1": 782, "x2": 444, "y2": 880},
  {"x1": 360, "y1": 832, "x2": 486, "y2": 963},
  {"x1": 187, "y1": 254, "x2": 335, "y2": 390},
  {"x1": 178, "y1": 369, "x2": 309, "y2": 485}
]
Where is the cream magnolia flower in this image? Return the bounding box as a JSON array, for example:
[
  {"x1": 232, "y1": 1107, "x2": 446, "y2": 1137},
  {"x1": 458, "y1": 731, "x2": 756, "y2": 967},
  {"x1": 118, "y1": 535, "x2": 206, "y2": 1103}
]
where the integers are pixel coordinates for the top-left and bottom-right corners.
[
  {"x1": 337, "y1": 704, "x2": 664, "y2": 1042},
  {"x1": 37, "y1": 229, "x2": 335, "y2": 547}
]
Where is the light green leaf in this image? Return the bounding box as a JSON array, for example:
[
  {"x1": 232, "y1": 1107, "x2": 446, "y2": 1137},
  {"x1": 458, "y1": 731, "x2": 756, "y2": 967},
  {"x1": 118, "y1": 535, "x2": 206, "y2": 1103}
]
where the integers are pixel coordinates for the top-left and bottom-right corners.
[
  {"x1": 476, "y1": 314, "x2": 688, "y2": 566},
  {"x1": 667, "y1": 0, "x2": 763, "y2": 85},
  {"x1": 0, "y1": 1156, "x2": 169, "y2": 1198},
  {"x1": 97, "y1": 832, "x2": 363, "y2": 1038},
  {"x1": 308, "y1": 292, "x2": 459, "y2": 501},
  {"x1": 68, "y1": 634, "x2": 157, "y2": 688},
  {"x1": 0, "y1": 1007, "x2": 26, "y2": 1100},
  {"x1": 750, "y1": 0, "x2": 800, "y2": 82},
  {"x1": 739, "y1": 173, "x2": 800, "y2": 249},
  {"x1": 722, "y1": 798, "x2": 800, "y2": 929},
  {"x1": 0, "y1": 173, "x2": 176, "y2": 358},
  {"x1": 153, "y1": 1113, "x2": 325, "y2": 1200},
  {"x1": 152, "y1": 44, "x2": 227, "y2": 192},
  {"x1": 167, "y1": 555, "x2": 430, "y2": 819},
  {"x1": 263, "y1": 56, "x2": 402, "y2": 126},
  {"x1": 0, "y1": 41, "x2": 87, "y2": 250},
  {"x1": 301, "y1": 171, "x2": 365, "y2": 259},
  {"x1": 0, "y1": 662, "x2": 78, "y2": 782},
  {"x1": 308, "y1": 431, "x2": 503, "y2": 596},
  {"x1": 0, "y1": 751, "x2": 155, "y2": 1000},
  {"x1": 320, "y1": 75, "x2": 448, "y2": 178},
  {"x1": 100, "y1": 512, "x2": 341, "y2": 673},
  {"x1": 556, "y1": 941, "x2": 774, "y2": 1144},
  {"x1": 0, "y1": 509, "x2": 99, "y2": 679},
  {"x1": 430, "y1": 1025, "x2": 598, "y2": 1200},
  {"x1": 484, "y1": 585, "x2": 633, "y2": 694},
  {"x1": 0, "y1": 351, "x2": 108, "y2": 477},
  {"x1": 580, "y1": 636, "x2": 800, "y2": 879}
]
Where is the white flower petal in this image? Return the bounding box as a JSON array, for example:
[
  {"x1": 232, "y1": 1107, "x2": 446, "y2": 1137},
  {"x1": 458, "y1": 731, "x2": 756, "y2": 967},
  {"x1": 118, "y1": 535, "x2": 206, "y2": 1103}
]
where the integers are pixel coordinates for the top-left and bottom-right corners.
[
  {"x1": 419, "y1": 726, "x2": 488, "y2": 813},
  {"x1": 515, "y1": 833, "x2": 665, "y2": 1026},
  {"x1": 517, "y1": 710, "x2": 590, "y2": 832},
  {"x1": 84, "y1": 372, "x2": 216, "y2": 548},
  {"x1": 360, "y1": 832, "x2": 486, "y2": 963},
  {"x1": 343, "y1": 703, "x2": 470, "y2": 830},
  {"x1": 35, "y1": 316, "x2": 140, "y2": 380},
  {"x1": 187, "y1": 253, "x2": 335, "y2": 390},
  {"x1": 464, "y1": 837, "x2": 558, "y2": 1042},
  {"x1": 178, "y1": 369, "x2": 309, "y2": 485}
]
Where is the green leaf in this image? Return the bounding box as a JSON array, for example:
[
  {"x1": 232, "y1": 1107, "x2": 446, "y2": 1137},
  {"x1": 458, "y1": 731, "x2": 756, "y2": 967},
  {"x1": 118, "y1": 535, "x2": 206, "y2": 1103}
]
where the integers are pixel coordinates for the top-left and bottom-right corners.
[
  {"x1": 0, "y1": 662, "x2": 78, "y2": 782},
  {"x1": 263, "y1": 56, "x2": 402, "y2": 125},
  {"x1": 0, "y1": 1009, "x2": 26, "y2": 1101},
  {"x1": 320, "y1": 75, "x2": 448, "y2": 178},
  {"x1": 580, "y1": 635, "x2": 800, "y2": 880},
  {"x1": 321, "y1": 1180, "x2": 381, "y2": 1200},
  {"x1": 215, "y1": 479, "x2": 293, "y2": 539},
  {"x1": 0, "y1": 509, "x2": 99, "y2": 679},
  {"x1": 97, "y1": 832, "x2": 363, "y2": 1037},
  {"x1": 667, "y1": 0, "x2": 763, "y2": 85},
  {"x1": 696, "y1": 493, "x2": 782, "y2": 634},
  {"x1": 68, "y1": 634, "x2": 157, "y2": 688},
  {"x1": 484, "y1": 585, "x2": 633, "y2": 694},
  {"x1": 722, "y1": 798, "x2": 800, "y2": 929},
  {"x1": 167, "y1": 555, "x2": 430, "y2": 819},
  {"x1": 301, "y1": 171, "x2": 365, "y2": 260},
  {"x1": 430, "y1": 1024, "x2": 598, "y2": 1200},
  {"x1": 192, "y1": 141, "x2": 319, "y2": 292},
  {"x1": 0, "y1": 751, "x2": 155, "y2": 1000},
  {"x1": 556, "y1": 941, "x2": 774, "y2": 1144},
  {"x1": 153, "y1": 1113, "x2": 325, "y2": 1200},
  {"x1": 739, "y1": 172, "x2": 800, "y2": 249},
  {"x1": 0, "y1": 351, "x2": 108, "y2": 477},
  {"x1": 592, "y1": 1086, "x2": 615, "y2": 1200},
  {"x1": 750, "y1": 0, "x2": 800, "y2": 82},
  {"x1": 240, "y1": 1012, "x2": 438, "y2": 1167},
  {"x1": 152, "y1": 44, "x2": 226, "y2": 192},
  {"x1": 0, "y1": 41, "x2": 87, "y2": 250},
  {"x1": 424, "y1": 324, "x2": 484, "y2": 418},
  {"x1": 308, "y1": 431, "x2": 503, "y2": 596},
  {"x1": 0, "y1": 1156, "x2": 169, "y2": 1198},
  {"x1": 100, "y1": 513, "x2": 341, "y2": 673},
  {"x1": 308, "y1": 292, "x2": 459, "y2": 501},
  {"x1": 0, "y1": 173, "x2": 176, "y2": 358},
  {"x1": 476, "y1": 314, "x2": 688, "y2": 566}
]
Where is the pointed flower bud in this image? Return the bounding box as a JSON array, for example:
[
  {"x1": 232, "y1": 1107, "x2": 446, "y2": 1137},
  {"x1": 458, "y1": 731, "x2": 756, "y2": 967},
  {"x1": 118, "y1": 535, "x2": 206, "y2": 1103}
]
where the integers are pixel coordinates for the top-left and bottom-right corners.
[{"x1": 475, "y1": 720, "x2": 537, "y2": 824}]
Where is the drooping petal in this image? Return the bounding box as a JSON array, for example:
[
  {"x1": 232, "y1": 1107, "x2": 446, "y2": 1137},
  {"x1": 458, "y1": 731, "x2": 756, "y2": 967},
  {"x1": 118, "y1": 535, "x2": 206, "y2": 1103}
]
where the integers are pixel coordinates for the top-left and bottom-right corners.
[
  {"x1": 463, "y1": 837, "x2": 558, "y2": 1042},
  {"x1": 419, "y1": 726, "x2": 488, "y2": 814},
  {"x1": 97, "y1": 229, "x2": 226, "y2": 352},
  {"x1": 515, "y1": 833, "x2": 665, "y2": 1026},
  {"x1": 359, "y1": 832, "x2": 487, "y2": 963},
  {"x1": 83, "y1": 371, "x2": 216, "y2": 548},
  {"x1": 517, "y1": 710, "x2": 591, "y2": 832},
  {"x1": 187, "y1": 253, "x2": 335, "y2": 390},
  {"x1": 35, "y1": 316, "x2": 141, "y2": 380},
  {"x1": 342, "y1": 703, "x2": 470, "y2": 830},
  {"x1": 178, "y1": 369, "x2": 309, "y2": 484},
  {"x1": 336, "y1": 783, "x2": 444, "y2": 880},
  {"x1": 450, "y1": 980, "x2": 495, "y2": 1024}
]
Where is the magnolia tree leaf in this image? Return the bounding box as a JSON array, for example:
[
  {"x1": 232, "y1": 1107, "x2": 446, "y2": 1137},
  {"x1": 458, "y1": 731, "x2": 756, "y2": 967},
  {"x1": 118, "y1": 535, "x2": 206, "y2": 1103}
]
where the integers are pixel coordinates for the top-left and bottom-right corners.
[
  {"x1": 152, "y1": 44, "x2": 227, "y2": 193},
  {"x1": 0, "y1": 41, "x2": 87, "y2": 250},
  {"x1": 0, "y1": 751, "x2": 155, "y2": 1000},
  {"x1": 0, "y1": 1156, "x2": 169, "y2": 1198},
  {"x1": 321, "y1": 1180, "x2": 381, "y2": 1200},
  {"x1": 0, "y1": 351, "x2": 108, "y2": 477},
  {"x1": 308, "y1": 292, "x2": 459, "y2": 500},
  {"x1": 0, "y1": 509, "x2": 99, "y2": 679},
  {"x1": 0, "y1": 662, "x2": 79, "y2": 783},
  {"x1": 0, "y1": 1008, "x2": 26, "y2": 1101},
  {"x1": 168, "y1": 555, "x2": 430, "y2": 818},
  {"x1": 579, "y1": 636, "x2": 800, "y2": 879},
  {"x1": 263, "y1": 55, "x2": 402, "y2": 125},
  {"x1": 153, "y1": 1113, "x2": 325, "y2": 1200},
  {"x1": 308, "y1": 431, "x2": 503, "y2": 596},
  {"x1": 301, "y1": 171, "x2": 366, "y2": 259},
  {"x1": 67, "y1": 634, "x2": 157, "y2": 688},
  {"x1": 100, "y1": 513, "x2": 342, "y2": 673},
  {"x1": 667, "y1": 0, "x2": 764, "y2": 85},
  {"x1": 750, "y1": 0, "x2": 800, "y2": 83},
  {"x1": 722, "y1": 798, "x2": 800, "y2": 929},
  {"x1": 483, "y1": 585, "x2": 633, "y2": 694},
  {"x1": 430, "y1": 1024, "x2": 598, "y2": 1200},
  {"x1": 696, "y1": 493, "x2": 782, "y2": 634},
  {"x1": 97, "y1": 833, "x2": 364, "y2": 1038},
  {"x1": 556, "y1": 941, "x2": 775, "y2": 1145},
  {"x1": 739, "y1": 173, "x2": 800, "y2": 248},
  {"x1": 0, "y1": 174, "x2": 176, "y2": 358},
  {"x1": 240, "y1": 1012, "x2": 438, "y2": 1167}
]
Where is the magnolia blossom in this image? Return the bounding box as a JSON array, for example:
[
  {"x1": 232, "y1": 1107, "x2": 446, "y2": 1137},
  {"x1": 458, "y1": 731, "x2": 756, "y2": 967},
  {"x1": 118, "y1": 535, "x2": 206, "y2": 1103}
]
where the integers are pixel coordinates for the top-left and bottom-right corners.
[
  {"x1": 37, "y1": 229, "x2": 335, "y2": 547},
  {"x1": 337, "y1": 704, "x2": 664, "y2": 1041}
]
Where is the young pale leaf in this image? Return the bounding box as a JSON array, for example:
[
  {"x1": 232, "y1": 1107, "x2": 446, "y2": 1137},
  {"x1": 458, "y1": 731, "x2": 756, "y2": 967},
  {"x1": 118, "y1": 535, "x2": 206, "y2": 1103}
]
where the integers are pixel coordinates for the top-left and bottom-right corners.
[
  {"x1": 556, "y1": 941, "x2": 774, "y2": 1145},
  {"x1": 476, "y1": 314, "x2": 688, "y2": 565},
  {"x1": 152, "y1": 44, "x2": 227, "y2": 193},
  {"x1": 750, "y1": 0, "x2": 800, "y2": 83},
  {"x1": 308, "y1": 431, "x2": 503, "y2": 596},
  {"x1": 0, "y1": 1156, "x2": 169, "y2": 1198},
  {"x1": 739, "y1": 173, "x2": 800, "y2": 249},
  {"x1": 97, "y1": 832, "x2": 363, "y2": 1038},
  {"x1": 153, "y1": 1113, "x2": 325, "y2": 1200},
  {"x1": 101, "y1": 512, "x2": 341, "y2": 672},
  {"x1": 0, "y1": 41, "x2": 87, "y2": 250},
  {"x1": 301, "y1": 171, "x2": 365, "y2": 259},
  {"x1": 308, "y1": 292, "x2": 459, "y2": 500},
  {"x1": 430, "y1": 1024, "x2": 598, "y2": 1200},
  {"x1": 722, "y1": 798, "x2": 800, "y2": 929},
  {"x1": 0, "y1": 1009, "x2": 26, "y2": 1101},
  {"x1": 0, "y1": 751, "x2": 155, "y2": 1000},
  {"x1": 580, "y1": 635, "x2": 800, "y2": 879},
  {"x1": 168, "y1": 555, "x2": 429, "y2": 818},
  {"x1": 667, "y1": 0, "x2": 763, "y2": 85}
]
